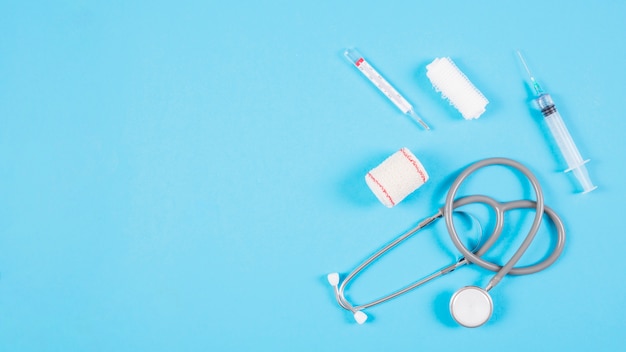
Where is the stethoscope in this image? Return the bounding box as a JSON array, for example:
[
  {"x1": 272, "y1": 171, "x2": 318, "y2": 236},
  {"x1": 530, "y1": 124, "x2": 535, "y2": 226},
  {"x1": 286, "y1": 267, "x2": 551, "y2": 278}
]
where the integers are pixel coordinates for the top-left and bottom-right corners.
[{"x1": 327, "y1": 158, "x2": 566, "y2": 327}]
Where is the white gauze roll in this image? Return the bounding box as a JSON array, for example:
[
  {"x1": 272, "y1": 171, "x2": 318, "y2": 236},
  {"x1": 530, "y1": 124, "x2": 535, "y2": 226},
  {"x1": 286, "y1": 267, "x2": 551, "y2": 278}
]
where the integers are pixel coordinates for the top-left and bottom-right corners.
[
  {"x1": 426, "y1": 57, "x2": 489, "y2": 120},
  {"x1": 365, "y1": 148, "x2": 429, "y2": 208}
]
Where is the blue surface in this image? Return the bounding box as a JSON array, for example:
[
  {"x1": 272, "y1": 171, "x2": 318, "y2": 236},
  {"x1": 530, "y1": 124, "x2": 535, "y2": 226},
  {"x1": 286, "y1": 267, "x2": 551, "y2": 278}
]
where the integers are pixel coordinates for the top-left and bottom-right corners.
[{"x1": 1, "y1": 1, "x2": 625, "y2": 350}]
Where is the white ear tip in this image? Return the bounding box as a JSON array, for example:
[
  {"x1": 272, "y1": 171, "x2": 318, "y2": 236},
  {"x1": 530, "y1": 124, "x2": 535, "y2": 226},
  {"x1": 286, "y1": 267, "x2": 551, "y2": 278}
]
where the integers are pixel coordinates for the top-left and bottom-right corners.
[
  {"x1": 327, "y1": 273, "x2": 340, "y2": 286},
  {"x1": 353, "y1": 311, "x2": 368, "y2": 324}
]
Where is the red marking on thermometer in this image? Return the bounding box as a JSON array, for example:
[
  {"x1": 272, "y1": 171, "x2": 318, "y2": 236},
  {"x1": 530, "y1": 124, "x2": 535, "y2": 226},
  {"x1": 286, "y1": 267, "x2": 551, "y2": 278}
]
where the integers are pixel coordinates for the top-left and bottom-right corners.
[{"x1": 344, "y1": 48, "x2": 430, "y2": 130}]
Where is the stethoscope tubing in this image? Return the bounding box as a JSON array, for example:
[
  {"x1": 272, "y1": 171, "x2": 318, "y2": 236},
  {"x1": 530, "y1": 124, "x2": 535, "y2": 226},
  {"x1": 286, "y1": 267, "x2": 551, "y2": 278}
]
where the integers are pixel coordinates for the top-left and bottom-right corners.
[
  {"x1": 443, "y1": 158, "x2": 565, "y2": 290},
  {"x1": 331, "y1": 157, "x2": 566, "y2": 313}
]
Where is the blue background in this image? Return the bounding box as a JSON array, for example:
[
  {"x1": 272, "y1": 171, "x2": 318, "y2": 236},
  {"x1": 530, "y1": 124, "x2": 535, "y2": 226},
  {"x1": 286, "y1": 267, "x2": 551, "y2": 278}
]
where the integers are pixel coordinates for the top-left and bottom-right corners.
[{"x1": 1, "y1": 0, "x2": 625, "y2": 351}]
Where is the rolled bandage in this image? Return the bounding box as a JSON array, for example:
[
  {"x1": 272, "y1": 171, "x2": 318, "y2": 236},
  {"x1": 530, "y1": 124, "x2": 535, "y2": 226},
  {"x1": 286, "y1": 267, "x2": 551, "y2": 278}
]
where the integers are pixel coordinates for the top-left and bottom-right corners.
[
  {"x1": 426, "y1": 57, "x2": 488, "y2": 120},
  {"x1": 365, "y1": 148, "x2": 429, "y2": 208}
]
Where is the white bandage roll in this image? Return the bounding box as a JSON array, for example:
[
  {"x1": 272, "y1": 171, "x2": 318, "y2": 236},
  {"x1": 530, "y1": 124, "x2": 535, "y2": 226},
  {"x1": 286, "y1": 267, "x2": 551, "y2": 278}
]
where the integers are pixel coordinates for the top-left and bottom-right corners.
[
  {"x1": 426, "y1": 57, "x2": 489, "y2": 120},
  {"x1": 365, "y1": 148, "x2": 429, "y2": 208}
]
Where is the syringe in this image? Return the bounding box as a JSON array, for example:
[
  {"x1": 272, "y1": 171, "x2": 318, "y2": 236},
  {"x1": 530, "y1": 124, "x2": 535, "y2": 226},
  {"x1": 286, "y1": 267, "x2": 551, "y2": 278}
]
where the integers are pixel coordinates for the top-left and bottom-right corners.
[
  {"x1": 517, "y1": 51, "x2": 597, "y2": 193},
  {"x1": 344, "y1": 48, "x2": 430, "y2": 130}
]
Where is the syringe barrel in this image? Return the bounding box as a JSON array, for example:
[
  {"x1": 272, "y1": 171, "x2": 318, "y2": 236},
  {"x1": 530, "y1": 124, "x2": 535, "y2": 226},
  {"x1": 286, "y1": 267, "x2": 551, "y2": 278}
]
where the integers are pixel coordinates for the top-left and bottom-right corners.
[
  {"x1": 535, "y1": 93, "x2": 596, "y2": 193},
  {"x1": 536, "y1": 93, "x2": 554, "y2": 111},
  {"x1": 536, "y1": 93, "x2": 585, "y2": 171}
]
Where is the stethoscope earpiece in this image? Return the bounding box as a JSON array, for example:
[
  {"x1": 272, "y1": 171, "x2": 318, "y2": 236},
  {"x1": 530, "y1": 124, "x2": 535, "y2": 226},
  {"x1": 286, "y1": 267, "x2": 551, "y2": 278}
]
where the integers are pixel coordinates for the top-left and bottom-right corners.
[
  {"x1": 353, "y1": 311, "x2": 368, "y2": 324},
  {"x1": 327, "y1": 272, "x2": 369, "y2": 324},
  {"x1": 327, "y1": 273, "x2": 340, "y2": 287},
  {"x1": 450, "y1": 286, "x2": 493, "y2": 328}
]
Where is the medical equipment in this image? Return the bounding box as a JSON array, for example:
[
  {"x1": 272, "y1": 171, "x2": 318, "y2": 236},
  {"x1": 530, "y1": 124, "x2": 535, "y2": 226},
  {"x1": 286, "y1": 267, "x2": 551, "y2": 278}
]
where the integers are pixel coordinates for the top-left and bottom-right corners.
[
  {"x1": 327, "y1": 158, "x2": 565, "y2": 327},
  {"x1": 517, "y1": 51, "x2": 597, "y2": 193},
  {"x1": 426, "y1": 57, "x2": 489, "y2": 120},
  {"x1": 344, "y1": 48, "x2": 430, "y2": 130},
  {"x1": 365, "y1": 147, "x2": 429, "y2": 208}
]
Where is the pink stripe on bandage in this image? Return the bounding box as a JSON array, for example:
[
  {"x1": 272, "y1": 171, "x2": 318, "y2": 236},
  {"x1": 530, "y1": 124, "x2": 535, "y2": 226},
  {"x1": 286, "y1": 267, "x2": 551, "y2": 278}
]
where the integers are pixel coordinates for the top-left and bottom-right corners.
[
  {"x1": 400, "y1": 148, "x2": 428, "y2": 184},
  {"x1": 367, "y1": 172, "x2": 395, "y2": 207}
]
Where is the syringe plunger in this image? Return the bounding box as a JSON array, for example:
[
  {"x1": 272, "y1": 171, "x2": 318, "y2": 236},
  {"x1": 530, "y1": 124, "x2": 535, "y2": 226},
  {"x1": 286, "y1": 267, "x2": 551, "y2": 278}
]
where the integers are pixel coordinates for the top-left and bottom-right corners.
[{"x1": 536, "y1": 93, "x2": 597, "y2": 193}]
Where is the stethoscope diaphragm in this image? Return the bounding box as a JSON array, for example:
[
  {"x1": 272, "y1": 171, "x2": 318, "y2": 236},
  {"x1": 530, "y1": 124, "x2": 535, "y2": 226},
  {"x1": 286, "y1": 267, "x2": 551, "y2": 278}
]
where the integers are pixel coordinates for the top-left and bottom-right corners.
[{"x1": 449, "y1": 286, "x2": 493, "y2": 328}]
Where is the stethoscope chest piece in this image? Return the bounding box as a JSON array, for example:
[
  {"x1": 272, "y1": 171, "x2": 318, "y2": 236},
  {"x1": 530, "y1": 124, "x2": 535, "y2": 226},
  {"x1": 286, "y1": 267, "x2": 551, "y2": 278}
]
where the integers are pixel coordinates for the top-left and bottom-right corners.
[{"x1": 450, "y1": 286, "x2": 493, "y2": 328}]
